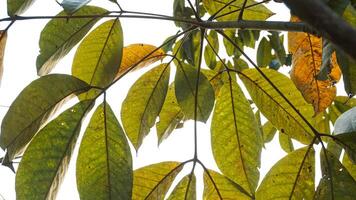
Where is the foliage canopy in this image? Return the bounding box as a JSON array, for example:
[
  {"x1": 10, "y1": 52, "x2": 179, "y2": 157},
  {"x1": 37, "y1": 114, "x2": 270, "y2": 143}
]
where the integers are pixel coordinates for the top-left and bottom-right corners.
[{"x1": 0, "y1": 0, "x2": 356, "y2": 199}]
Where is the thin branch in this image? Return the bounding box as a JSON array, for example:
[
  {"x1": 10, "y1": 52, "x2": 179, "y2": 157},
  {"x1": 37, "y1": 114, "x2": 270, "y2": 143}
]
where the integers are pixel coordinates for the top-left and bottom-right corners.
[
  {"x1": 208, "y1": 0, "x2": 237, "y2": 21},
  {"x1": 186, "y1": 0, "x2": 200, "y2": 21},
  {"x1": 196, "y1": 160, "x2": 223, "y2": 200},
  {"x1": 238, "y1": 0, "x2": 248, "y2": 20},
  {"x1": 0, "y1": 20, "x2": 15, "y2": 42},
  {"x1": 214, "y1": 0, "x2": 270, "y2": 20}
]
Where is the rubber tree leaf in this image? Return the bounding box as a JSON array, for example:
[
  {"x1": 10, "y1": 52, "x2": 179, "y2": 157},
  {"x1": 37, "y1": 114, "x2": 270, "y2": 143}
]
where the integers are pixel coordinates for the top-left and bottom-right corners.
[
  {"x1": 7, "y1": 0, "x2": 35, "y2": 16},
  {"x1": 334, "y1": 96, "x2": 356, "y2": 113},
  {"x1": 288, "y1": 16, "x2": 341, "y2": 115},
  {"x1": 76, "y1": 103, "x2": 132, "y2": 199},
  {"x1": 156, "y1": 84, "x2": 185, "y2": 145},
  {"x1": 202, "y1": 0, "x2": 274, "y2": 21},
  {"x1": 315, "y1": 150, "x2": 356, "y2": 199},
  {"x1": 203, "y1": 170, "x2": 251, "y2": 200},
  {"x1": 317, "y1": 39, "x2": 335, "y2": 81},
  {"x1": 204, "y1": 30, "x2": 219, "y2": 70},
  {"x1": 115, "y1": 44, "x2": 165, "y2": 79},
  {"x1": 211, "y1": 82, "x2": 262, "y2": 193},
  {"x1": 268, "y1": 31, "x2": 287, "y2": 65},
  {"x1": 262, "y1": 121, "x2": 277, "y2": 143},
  {"x1": 132, "y1": 162, "x2": 183, "y2": 200},
  {"x1": 223, "y1": 30, "x2": 243, "y2": 58},
  {"x1": 0, "y1": 31, "x2": 7, "y2": 86},
  {"x1": 256, "y1": 37, "x2": 272, "y2": 67},
  {"x1": 167, "y1": 175, "x2": 196, "y2": 200},
  {"x1": 61, "y1": 0, "x2": 91, "y2": 14},
  {"x1": 336, "y1": 50, "x2": 356, "y2": 96},
  {"x1": 279, "y1": 132, "x2": 294, "y2": 153},
  {"x1": 15, "y1": 100, "x2": 93, "y2": 200},
  {"x1": 256, "y1": 146, "x2": 315, "y2": 200},
  {"x1": 121, "y1": 64, "x2": 170, "y2": 149},
  {"x1": 343, "y1": 154, "x2": 356, "y2": 180},
  {"x1": 0, "y1": 74, "x2": 90, "y2": 161},
  {"x1": 178, "y1": 31, "x2": 201, "y2": 67},
  {"x1": 239, "y1": 68, "x2": 315, "y2": 144},
  {"x1": 36, "y1": 6, "x2": 108, "y2": 75},
  {"x1": 334, "y1": 132, "x2": 356, "y2": 164},
  {"x1": 175, "y1": 63, "x2": 215, "y2": 122},
  {"x1": 334, "y1": 107, "x2": 356, "y2": 134},
  {"x1": 72, "y1": 19, "x2": 123, "y2": 99}
]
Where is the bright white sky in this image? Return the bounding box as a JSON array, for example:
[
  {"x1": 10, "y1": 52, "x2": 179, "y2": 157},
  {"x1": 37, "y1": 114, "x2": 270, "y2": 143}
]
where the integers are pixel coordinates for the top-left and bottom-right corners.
[{"x1": 0, "y1": 0, "x2": 335, "y2": 199}]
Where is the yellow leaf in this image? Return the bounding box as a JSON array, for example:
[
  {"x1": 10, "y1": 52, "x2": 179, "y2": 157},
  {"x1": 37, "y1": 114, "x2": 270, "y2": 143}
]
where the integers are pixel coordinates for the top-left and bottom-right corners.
[
  {"x1": 0, "y1": 31, "x2": 7, "y2": 85},
  {"x1": 115, "y1": 44, "x2": 165, "y2": 79},
  {"x1": 288, "y1": 16, "x2": 341, "y2": 115}
]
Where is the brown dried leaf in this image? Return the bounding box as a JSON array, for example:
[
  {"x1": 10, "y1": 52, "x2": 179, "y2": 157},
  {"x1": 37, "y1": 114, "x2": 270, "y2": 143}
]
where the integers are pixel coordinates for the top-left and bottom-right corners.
[
  {"x1": 288, "y1": 16, "x2": 341, "y2": 115},
  {"x1": 115, "y1": 44, "x2": 165, "y2": 79}
]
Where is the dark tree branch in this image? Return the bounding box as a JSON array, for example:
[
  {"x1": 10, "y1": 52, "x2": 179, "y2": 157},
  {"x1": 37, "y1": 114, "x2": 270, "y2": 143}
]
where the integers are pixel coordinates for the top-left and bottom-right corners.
[{"x1": 283, "y1": 0, "x2": 356, "y2": 59}]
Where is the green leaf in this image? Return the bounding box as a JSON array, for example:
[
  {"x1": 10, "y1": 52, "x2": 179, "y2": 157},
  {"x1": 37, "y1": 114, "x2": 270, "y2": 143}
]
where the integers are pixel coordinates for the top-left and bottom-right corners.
[
  {"x1": 315, "y1": 150, "x2": 356, "y2": 199},
  {"x1": 203, "y1": 170, "x2": 251, "y2": 199},
  {"x1": 0, "y1": 74, "x2": 90, "y2": 161},
  {"x1": 132, "y1": 162, "x2": 183, "y2": 200},
  {"x1": 15, "y1": 100, "x2": 93, "y2": 200},
  {"x1": 336, "y1": 50, "x2": 356, "y2": 96},
  {"x1": 279, "y1": 132, "x2": 294, "y2": 153},
  {"x1": 36, "y1": 6, "x2": 107, "y2": 75},
  {"x1": 121, "y1": 64, "x2": 170, "y2": 149},
  {"x1": 256, "y1": 37, "x2": 272, "y2": 67},
  {"x1": 76, "y1": 103, "x2": 132, "y2": 199},
  {"x1": 256, "y1": 147, "x2": 315, "y2": 200},
  {"x1": 204, "y1": 30, "x2": 219, "y2": 69},
  {"x1": 202, "y1": 0, "x2": 274, "y2": 21},
  {"x1": 343, "y1": 154, "x2": 356, "y2": 180},
  {"x1": 268, "y1": 31, "x2": 287, "y2": 65},
  {"x1": 61, "y1": 0, "x2": 92, "y2": 14},
  {"x1": 334, "y1": 107, "x2": 356, "y2": 134},
  {"x1": 317, "y1": 39, "x2": 335, "y2": 81},
  {"x1": 7, "y1": 0, "x2": 35, "y2": 16},
  {"x1": 175, "y1": 63, "x2": 215, "y2": 122},
  {"x1": 223, "y1": 30, "x2": 243, "y2": 58},
  {"x1": 156, "y1": 84, "x2": 185, "y2": 145},
  {"x1": 211, "y1": 81, "x2": 262, "y2": 193},
  {"x1": 167, "y1": 175, "x2": 196, "y2": 200},
  {"x1": 239, "y1": 68, "x2": 315, "y2": 144},
  {"x1": 334, "y1": 96, "x2": 356, "y2": 113},
  {"x1": 72, "y1": 19, "x2": 123, "y2": 99},
  {"x1": 262, "y1": 121, "x2": 277, "y2": 143},
  {"x1": 0, "y1": 31, "x2": 7, "y2": 86},
  {"x1": 181, "y1": 31, "x2": 201, "y2": 66},
  {"x1": 334, "y1": 132, "x2": 356, "y2": 164},
  {"x1": 162, "y1": 34, "x2": 178, "y2": 53}
]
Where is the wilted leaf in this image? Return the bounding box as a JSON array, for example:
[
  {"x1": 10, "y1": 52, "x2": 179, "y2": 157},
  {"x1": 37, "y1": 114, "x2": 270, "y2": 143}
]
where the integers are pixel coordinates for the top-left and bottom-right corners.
[
  {"x1": 76, "y1": 103, "x2": 132, "y2": 199},
  {"x1": 202, "y1": 0, "x2": 273, "y2": 21},
  {"x1": 211, "y1": 82, "x2": 262, "y2": 193},
  {"x1": 72, "y1": 19, "x2": 123, "y2": 99},
  {"x1": 203, "y1": 170, "x2": 251, "y2": 199},
  {"x1": 0, "y1": 74, "x2": 90, "y2": 161},
  {"x1": 0, "y1": 31, "x2": 7, "y2": 86},
  {"x1": 61, "y1": 0, "x2": 91, "y2": 14},
  {"x1": 175, "y1": 63, "x2": 215, "y2": 122},
  {"x1": 115, "y1": 44, "x2": 165, "y2": 79},
  {"x1": 132, "y1": 162, "x2": 183, "y2": 200},
  {"x1": 239, "y1": 68, "x2": 315, "y2": 144},
  {"x1": 315, "y1": 150, "x2": 356, "y2": 199},
  {"x1": 121, "y1": 64, "x2": 170, "y2": 149},
  {"x1": 16, "y1": 100, "x2": 93, "y2": 200},
  {"x1": 256, "y1": 147, "x2": 315, "y2": 200},
  {"x1": 288, "y1": 16, "x2": 341, "y2": 115},
  {"x1": 7, "y1": 0, "x2": 35, "y2": 16},
  {"x1": 256, "y1": 37, "x2": 272, "y2": 67},
  {"x1": 156, "y1": 84, "x2": 185, "y2": 145},
  {"x1": 167, "y1": 175, "x2": 196, "y2": 200},
  {"x1": 37, "y1": 6, "x2": 107, "y2": 75}
]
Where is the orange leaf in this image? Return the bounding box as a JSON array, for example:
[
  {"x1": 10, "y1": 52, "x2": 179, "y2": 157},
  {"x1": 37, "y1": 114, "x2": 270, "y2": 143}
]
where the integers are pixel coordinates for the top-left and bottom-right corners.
[
  {"x1": 288, "y1": 16, "x2": 341, "y2": 116},
  {"x1": 115, "y1": 44, "x2": 165, "y2": 79},
  {"x1": 0, "y1": 31, "x2": 7, "y2": 86}
]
